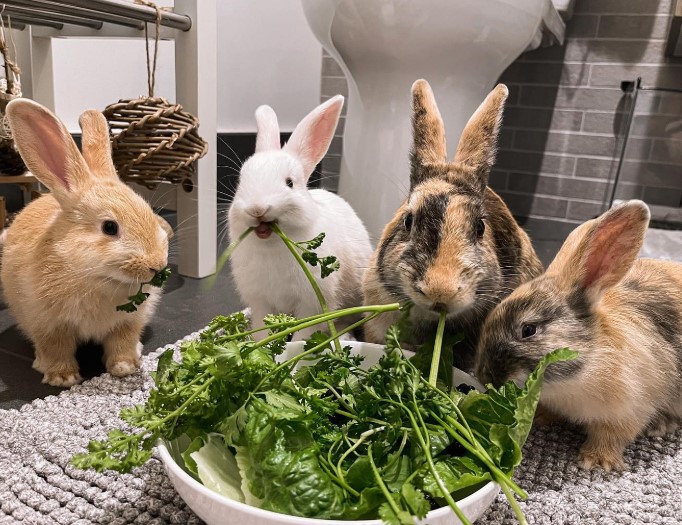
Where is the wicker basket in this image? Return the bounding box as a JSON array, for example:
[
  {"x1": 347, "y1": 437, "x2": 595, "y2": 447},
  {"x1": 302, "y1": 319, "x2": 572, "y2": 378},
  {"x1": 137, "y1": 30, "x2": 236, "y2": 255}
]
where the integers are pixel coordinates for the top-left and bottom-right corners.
[{"x1": 103, "y1": 96, "x2": 207, "y2": 189}]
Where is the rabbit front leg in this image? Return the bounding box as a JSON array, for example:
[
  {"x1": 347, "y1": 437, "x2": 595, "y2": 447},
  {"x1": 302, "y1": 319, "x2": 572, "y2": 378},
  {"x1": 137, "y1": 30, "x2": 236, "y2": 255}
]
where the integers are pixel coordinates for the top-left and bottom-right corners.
[
  {"x1": 578, "y1": 419, "x2": 642, "y2": 471},
  {"x1": 103, "y1": 322, "x2": 143, "y2": 377},
  {"x1": 33, "y1": 328, "x2": 81, "y2": 387}
]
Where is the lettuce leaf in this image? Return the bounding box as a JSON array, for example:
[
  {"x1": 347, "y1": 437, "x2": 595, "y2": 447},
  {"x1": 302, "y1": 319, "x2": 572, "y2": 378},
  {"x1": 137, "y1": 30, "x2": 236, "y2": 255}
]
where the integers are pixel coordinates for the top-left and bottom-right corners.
[
  {"x1": 458, "y1": 347, "x2": 578, "y2": 472},
  {"x1": 189, "y1": 434, "x2": 244, "y2": 503},
  {"x1": 235, "y1": 399, "x2": 348, "y2": 519}
]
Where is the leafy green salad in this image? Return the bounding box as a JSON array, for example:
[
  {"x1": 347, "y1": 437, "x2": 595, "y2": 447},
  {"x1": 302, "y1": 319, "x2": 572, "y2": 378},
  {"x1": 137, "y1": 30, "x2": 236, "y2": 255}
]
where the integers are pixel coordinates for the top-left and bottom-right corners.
[{"x1": 73, "y1": 226, "x2": 577, "y2": 525}]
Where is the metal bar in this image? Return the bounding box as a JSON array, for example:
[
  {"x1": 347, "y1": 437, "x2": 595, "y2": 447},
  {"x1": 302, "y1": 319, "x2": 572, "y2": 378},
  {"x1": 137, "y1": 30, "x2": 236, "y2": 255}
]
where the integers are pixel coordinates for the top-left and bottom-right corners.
[
  {"x1": 3, "y1": 0, "x2": 144, "y2": 29},
  {"x1": 637, "y1": 86, "x2": 682, "y2": 94},
  {"x1": 609, "y1": 78, "x2": 641, "y2": 209},
  {"x1": 51, "y1": 0, "x2": 191, "y2": 31},
  {"x1": 0, "y1": 16, "x2": 26, "y2": 30},
  {"x1": 0, "y1": 5, "x2": 102, "y2": 29},
  {"x1": 1, "y1": 13, "x2": 62, "y2": 29}
]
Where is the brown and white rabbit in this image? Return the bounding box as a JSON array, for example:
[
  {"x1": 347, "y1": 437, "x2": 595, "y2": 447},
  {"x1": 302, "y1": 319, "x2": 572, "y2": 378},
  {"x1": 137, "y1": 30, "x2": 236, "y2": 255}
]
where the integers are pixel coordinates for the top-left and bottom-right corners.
[
  {"x1": 363, "y1": 80, "x2": 542, "y2": 370},
  {"x1": 228, "y1": 96, "x2": 372, "y2": 339},
  {"x1": 1, "y1": 99, "x2": 172, "y2": 387},
  {"x1": 475, "y1": 200, "x2": 682, "y2": 471}
]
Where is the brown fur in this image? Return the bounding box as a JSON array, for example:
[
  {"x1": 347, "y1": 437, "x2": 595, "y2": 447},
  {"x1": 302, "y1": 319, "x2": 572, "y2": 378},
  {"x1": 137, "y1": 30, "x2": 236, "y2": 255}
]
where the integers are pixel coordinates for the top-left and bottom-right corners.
[
  {"x1": 363, "y1": 80, "x2": 542, "y2": 370},
  {"x1": 1, "y1": 100, "x2": 172, "y2": 387},
  {"x1": 476, "y1": 201, "x2": 682, "y2": 471}
]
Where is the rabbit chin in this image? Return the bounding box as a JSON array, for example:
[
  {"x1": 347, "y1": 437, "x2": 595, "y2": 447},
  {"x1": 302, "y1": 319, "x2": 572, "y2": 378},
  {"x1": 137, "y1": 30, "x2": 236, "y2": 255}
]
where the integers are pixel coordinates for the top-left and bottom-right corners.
[
  {"x1": 111, "y1": 268, "x2": 154, "y2": 285},
  {"x1": 409, "y1": 293, "x2": 477, "y2": 319}
]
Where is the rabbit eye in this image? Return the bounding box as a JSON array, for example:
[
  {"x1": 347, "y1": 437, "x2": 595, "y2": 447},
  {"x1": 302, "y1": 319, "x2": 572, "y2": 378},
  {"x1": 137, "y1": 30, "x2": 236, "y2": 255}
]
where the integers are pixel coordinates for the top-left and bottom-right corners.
[
  {"x1": 476, "y1": 218, "x2": 485, "y2": 238},
  {"x1": 286, "y1": 178, "x2": 294, "y2": 188},
  {"x1": 521, "y1": 324, "x2": 537, "y2": 339},
  {"x1": 404, "y1": 212, "x2": 413, "y2": 232},
  {"x1": 102, "y1": 220, "x2": 119, "y2": 236}
]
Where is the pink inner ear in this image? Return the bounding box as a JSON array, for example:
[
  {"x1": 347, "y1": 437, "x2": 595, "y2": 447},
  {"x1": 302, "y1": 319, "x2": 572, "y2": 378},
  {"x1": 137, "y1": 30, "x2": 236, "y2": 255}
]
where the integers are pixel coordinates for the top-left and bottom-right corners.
[
  {"x1": 285, "y1": 96, "x2": 343, "y2": 175},
  {"x1": 581, "y1": 218, "x2": 631, "y2": 290},
  {"x1": 34, "y1": 112, "x2": 70, "y2": 190},
  {"x1": 302, "y1": 114, "x2": 335, "y2": 164}
]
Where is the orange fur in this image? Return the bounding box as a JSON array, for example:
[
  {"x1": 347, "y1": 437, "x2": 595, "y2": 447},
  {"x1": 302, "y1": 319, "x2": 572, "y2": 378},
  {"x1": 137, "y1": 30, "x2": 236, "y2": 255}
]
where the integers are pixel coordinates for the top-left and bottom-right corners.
[
  {"x1": 1, "y1": 99, "x2": 171, "y2": 387},
  {"x1": 477, "y1": 201, "x2": 682, "y2": 471}
]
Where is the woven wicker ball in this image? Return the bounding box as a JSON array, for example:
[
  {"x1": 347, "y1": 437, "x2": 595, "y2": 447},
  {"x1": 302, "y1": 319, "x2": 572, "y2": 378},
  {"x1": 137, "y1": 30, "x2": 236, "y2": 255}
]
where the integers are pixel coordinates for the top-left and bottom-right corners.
[
  {"x1": 0, "y1": 137, "x2": 27, "y2": 176},
  {"x1": 0, "y1": 93, "x2": 27, "y2": 176},
  {"x1": 103, "y1": 96, "x2": 208, "y2": 189}
]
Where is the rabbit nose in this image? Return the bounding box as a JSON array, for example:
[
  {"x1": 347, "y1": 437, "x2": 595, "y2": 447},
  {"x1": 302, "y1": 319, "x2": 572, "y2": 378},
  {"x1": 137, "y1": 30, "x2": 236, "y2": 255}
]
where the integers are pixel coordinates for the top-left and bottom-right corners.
[
  {"x1": 417, "y1": 281, "x2": 462, "y2": 303},
  {"x1": 246, "y1": 205, "x2": 270, "y2": 219}
]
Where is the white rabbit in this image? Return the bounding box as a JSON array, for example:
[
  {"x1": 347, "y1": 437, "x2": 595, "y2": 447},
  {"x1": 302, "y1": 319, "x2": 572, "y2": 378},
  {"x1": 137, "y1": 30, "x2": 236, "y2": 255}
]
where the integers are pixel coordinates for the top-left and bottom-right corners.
[{"x1": 228, "y1": 96, "x2": 372, "y2": 339}]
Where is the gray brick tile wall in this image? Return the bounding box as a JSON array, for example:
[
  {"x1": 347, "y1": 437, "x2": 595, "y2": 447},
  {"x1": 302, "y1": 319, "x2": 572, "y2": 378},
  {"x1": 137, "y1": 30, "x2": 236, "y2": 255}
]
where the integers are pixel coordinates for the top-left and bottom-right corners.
[{"x1": 319, "y1": 0, "x2": 682, "y2": 237}]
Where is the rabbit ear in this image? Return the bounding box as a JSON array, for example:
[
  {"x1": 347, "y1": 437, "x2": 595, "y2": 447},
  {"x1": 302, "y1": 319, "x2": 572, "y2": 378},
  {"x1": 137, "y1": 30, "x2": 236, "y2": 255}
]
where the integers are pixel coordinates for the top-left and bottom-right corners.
[
  {"x1": 562, "y1": 200, "x2": 650, "y2": 299},
  {"x1": 453, "y1": 84, "x2": 508, "y2": 190},
  {"x1": 410, "y1": 79, "x2": 447, "y2": 188},
  {"x1": 6, "y1": 98, "x2": 90, "y2": 203},
  {"x1": 79, "y1": 109, "x2": 118, "y2": 180},
  {"x1": 283, "y1": 95, "x2": 343, "y2": 178},
  {"x1": 255, "y1": 105, "x2": 281, "y2": 153}
]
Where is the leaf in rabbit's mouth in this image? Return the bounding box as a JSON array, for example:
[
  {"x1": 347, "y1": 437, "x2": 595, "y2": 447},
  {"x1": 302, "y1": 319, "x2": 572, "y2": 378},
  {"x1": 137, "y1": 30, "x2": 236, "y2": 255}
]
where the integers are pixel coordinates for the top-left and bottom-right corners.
[{"x1": 255, "y1": 222, "x2": 272, "y2": 239}]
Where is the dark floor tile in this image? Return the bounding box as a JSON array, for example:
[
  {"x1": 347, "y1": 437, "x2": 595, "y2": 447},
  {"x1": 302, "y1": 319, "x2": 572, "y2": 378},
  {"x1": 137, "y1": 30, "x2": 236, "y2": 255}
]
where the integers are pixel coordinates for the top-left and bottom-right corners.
[{"x1": 0, "y1": 349, "x2": 61, "y2": 409}]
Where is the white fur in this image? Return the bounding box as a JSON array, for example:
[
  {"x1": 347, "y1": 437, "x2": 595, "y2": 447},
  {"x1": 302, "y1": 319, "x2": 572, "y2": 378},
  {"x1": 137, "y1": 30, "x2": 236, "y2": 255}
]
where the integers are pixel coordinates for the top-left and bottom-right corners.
[{"x1": 228, "y1": 97, "x2": 372, "y2": 339}]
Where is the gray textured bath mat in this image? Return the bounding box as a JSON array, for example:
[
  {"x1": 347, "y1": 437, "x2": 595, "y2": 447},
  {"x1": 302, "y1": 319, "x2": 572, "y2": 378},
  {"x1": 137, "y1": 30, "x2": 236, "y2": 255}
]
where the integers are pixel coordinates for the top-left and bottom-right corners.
[{"x1": 1, "y1": 333, "x2": 681, "y2": 524}]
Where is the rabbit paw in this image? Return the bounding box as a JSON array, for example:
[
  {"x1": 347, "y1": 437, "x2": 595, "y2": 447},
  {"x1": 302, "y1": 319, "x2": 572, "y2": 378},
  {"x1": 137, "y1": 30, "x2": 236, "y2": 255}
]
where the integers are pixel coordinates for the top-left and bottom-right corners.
[
  {"x1": 42, "y1": 369, "x2": 82, "y2": 388},
  {"x1": 578, "y1": 445, "x2": 625, "y2": 472},
  {"x1": 32, "y1": 357, "x2": 47, "y2": 374},
  {"x1": 646, "y1": 415, "x2": 679, "y2": 437},
  {"x1": 107, "y1": 359, "x2": 141, "y2": 377}
]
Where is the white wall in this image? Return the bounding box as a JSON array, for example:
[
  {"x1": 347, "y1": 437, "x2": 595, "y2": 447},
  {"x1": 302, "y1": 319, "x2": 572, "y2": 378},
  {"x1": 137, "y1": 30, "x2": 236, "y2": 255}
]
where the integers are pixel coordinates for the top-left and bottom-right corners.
[
  {"x1": 216, "y1": 0, "x2": 322, "y2": 132},
  {"x1": 51, "y1": 39, "x2": 176, "y2": 132},
  {"x1": 46, "y1": 0, "x2": 321, "y2": 133}
]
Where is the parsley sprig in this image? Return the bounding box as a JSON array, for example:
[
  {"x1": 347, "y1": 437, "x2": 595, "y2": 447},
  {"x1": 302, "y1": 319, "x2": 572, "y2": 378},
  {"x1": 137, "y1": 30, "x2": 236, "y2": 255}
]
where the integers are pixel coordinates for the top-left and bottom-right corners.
[
  {"x1": 116, "y1": 267, "x2": 172, "y2": 313},
  {"x1": 293, "y1": 232, "x2": 340, "y2": 278},
  {"x1": 76, "y1": 225, "x2": 579, "y2": 525}
]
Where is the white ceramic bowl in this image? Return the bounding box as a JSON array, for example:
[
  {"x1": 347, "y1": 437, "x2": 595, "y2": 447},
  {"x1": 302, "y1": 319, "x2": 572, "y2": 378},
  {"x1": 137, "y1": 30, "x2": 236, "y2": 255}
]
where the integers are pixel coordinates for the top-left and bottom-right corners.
[{"x1": 158, "y1": 341, "x2": 499, "y2": 524}]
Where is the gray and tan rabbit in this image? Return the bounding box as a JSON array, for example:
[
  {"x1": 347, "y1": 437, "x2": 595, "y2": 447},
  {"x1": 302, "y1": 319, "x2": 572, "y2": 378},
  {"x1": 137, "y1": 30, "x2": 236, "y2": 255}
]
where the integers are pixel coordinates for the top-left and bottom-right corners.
[
  {"x1": 363, "y1": 80, "x2": 542, "y2": 370},
  {"x1": 475, "y1": 200, "x2": 682, "y2": 471},
  {"x1": 1, "y1": 99, "x2": 172, "y2": 387}
]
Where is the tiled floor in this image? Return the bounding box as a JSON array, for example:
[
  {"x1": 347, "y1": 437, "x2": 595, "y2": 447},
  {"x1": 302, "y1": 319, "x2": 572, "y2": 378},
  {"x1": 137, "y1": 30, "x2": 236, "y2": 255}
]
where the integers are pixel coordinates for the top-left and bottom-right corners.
[{"x1": 0, "y1": 211, "x2": 561, "y2": 410}]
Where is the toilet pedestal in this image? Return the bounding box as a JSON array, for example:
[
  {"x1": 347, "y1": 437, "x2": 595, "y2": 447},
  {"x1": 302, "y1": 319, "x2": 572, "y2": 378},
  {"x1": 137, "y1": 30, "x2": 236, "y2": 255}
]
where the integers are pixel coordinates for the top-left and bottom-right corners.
[{"x1": 302, "y1": 0, "x2": 565, "y2": 241}]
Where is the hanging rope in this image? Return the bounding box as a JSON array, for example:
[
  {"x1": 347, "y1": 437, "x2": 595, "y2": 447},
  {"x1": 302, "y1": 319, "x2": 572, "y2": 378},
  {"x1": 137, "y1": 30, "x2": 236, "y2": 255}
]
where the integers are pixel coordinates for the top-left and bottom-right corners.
[
  {"x1": 135, "y1": 0, "x2": 166, "y2": 97},
  {"x1": 0, "y1": 13, "x2": 21, "y2": 96},
  {"x1": 0, "y1": 11, "x2": 27, "y2": 176},
  {"x1": 103, "y1": 0, "x2": 207, "y2": 189}
]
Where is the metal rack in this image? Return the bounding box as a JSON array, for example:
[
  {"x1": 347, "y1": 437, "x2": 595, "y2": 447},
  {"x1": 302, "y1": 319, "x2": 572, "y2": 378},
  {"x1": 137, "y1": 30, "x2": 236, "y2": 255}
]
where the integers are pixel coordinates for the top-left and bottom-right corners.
[{"x1": 0, "y1": 0, "x2": 217, "y2": 278}]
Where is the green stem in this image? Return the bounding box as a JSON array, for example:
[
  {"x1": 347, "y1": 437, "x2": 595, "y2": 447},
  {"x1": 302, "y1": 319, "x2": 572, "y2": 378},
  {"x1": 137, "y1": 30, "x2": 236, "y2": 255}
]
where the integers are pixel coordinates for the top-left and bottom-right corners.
[
  {"x1": 253, "y1": 304, "x2": 398, "y2": 351},
  {"x1": 115, "y1": 374, "x2": 216, "y2": 452},
  {"x1": 336, "y1": 427, "x2": 385, "y2": 495},
  {"x1": 208, "y1": 227, "x2": 254, "y2": 289},
  {"x1": 404, "y1": 406, "x2": 471, "y2": 525},
  {"x1": 428, "y1": 310, "x2": 447, "y2": 386},
  {"x1": 271, "y1": 223, "x2": 341, "y2": 352},
  {"x1": 368, "y1": 444, "x2": 403, "y2": 520},
  {"x1": 436, "y1": 414, "x2": 527, "y2": 499},
  {"x1": 496, "y1": 473, "x2": 528, "y2": 525},
  {"x1": 221, "y1": 311, "x2": 334, "y2": 341},
  {"x1": 253, "y1": 307, "x2": 396, "y2": 391},
  {"x1": 414, "y1": 373, "x2": 528, "y2": 500}
]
